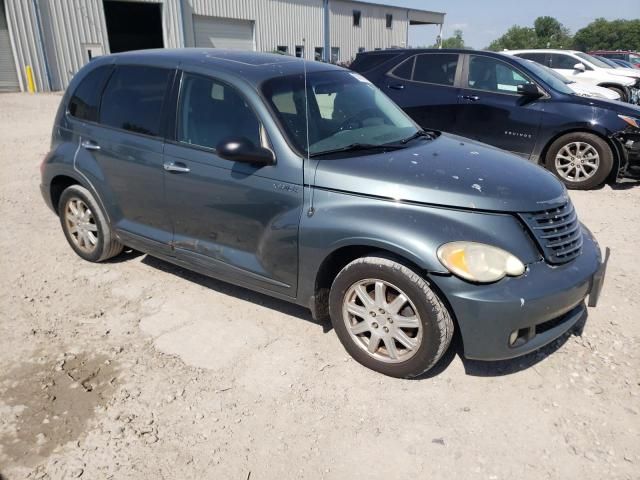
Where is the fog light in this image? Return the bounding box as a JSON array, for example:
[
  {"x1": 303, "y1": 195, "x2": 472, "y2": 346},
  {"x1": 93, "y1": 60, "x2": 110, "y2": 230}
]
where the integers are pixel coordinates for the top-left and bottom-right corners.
[{"x1": 509, "y1": 330, "x2": 519, "y2": 346}]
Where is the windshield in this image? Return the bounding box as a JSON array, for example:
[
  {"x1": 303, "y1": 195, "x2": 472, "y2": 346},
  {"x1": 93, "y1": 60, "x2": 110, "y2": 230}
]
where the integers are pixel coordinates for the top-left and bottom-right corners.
[
  {"x1": 575, "y1": 52, "x2": 612, "y2": 69},
  {"x1": 522, "y1": 60, "x2": 574, "y2": 94},
  {"x1": 630, "y1": 54, "x2": 640, "y2": 66},
  {"x1": 261, "y1": 70, "x2": 419, "y2": 156}
]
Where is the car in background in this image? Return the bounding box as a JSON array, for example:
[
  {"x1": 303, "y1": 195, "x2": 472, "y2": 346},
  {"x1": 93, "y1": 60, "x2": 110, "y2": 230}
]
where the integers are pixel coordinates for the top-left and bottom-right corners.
[
  {"x1": 540, "y1": 63, "x2": 620, "y2": 101},
  {"x1": 351, "y1": 48, "x2": 640, "y2": 189},
  {"x1": 506, "y1": 49, "x2": 640, "y2": 104},
  {"x1": 610, "y1": 58, "x2": 638, "y2": 69},
  {"x1": 589, "y1": 50, "x2": 640, "y2": 68}
]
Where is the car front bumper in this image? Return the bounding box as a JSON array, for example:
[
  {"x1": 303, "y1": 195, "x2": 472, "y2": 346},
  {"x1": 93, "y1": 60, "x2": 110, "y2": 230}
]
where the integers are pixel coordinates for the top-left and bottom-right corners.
[{"x1": 431, "y1": 226, "x2": 607, "y2": 361}]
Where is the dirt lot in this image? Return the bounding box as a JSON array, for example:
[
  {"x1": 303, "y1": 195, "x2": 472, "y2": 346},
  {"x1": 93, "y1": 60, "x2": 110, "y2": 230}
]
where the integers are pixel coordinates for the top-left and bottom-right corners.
[{"x1": 1, "y1": 93, "x2": 639, "y2": 480}]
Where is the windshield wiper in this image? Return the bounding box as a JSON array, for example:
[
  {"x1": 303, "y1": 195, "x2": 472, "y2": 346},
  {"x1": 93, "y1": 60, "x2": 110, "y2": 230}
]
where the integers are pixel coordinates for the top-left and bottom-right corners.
[
  {"x1": 309, "y1": 142, "x2": 407, "y2": 158},
  {"x1": 400, "y1": 129, "x2": 436, "y2": 144}
]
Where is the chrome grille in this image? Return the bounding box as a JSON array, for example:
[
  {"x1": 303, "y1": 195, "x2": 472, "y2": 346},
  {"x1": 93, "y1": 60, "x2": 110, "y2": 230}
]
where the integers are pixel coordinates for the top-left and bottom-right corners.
[{"x1": 520, "y1": 201, "x2": 583, "y2": 264}]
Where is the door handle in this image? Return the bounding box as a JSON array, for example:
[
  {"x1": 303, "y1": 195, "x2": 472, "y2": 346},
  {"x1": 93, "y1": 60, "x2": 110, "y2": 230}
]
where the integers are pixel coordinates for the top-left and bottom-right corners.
[
  {"x1": 163, "y1": 162, "x2": 190, "y2": 173},
  {"x1": 81, "y1": 140, "x2": 100, "y2": 151},
  {"x1": 387, "y1": 83, "x2": 405, "y2": 90},
  {"x1": 462, "y1": 95, "x2": 480, "y2": 102}
]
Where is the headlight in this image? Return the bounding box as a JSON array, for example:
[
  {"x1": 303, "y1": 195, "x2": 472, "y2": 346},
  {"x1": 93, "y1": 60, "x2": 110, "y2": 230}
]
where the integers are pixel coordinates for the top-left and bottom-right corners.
[
  {"x1": 437, "y1": 241, "x2": 526, "y2": 283},
  {"x1": 618, "y1": 114, "x2": 640, "y2": 128}
]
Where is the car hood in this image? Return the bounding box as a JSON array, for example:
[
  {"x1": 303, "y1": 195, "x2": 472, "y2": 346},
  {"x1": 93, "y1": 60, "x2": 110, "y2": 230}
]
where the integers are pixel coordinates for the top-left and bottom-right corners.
[
  {"x1": 312, "y1": 134, "x2": 567, "y2": 213},
  {"x1": 604, "y1": 68, "x2": 640, "y2": 81}
]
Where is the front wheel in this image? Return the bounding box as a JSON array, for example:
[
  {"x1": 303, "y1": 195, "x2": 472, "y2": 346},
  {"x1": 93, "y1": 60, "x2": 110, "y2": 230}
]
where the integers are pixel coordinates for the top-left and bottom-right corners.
[
  {"x1": 329, "y1": 256, "x2": 454, "y2": 378},
  {"x1": 544, "y1": 132, "x2": 614, "y2": 190}
]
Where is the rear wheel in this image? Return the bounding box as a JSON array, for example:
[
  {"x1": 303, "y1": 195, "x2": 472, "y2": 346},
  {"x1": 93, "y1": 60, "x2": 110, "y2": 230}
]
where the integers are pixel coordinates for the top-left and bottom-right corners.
[
  {"x1": 545, "y1": 132, "x2": 613, "y2": 190},
  {"x1": 329, "y1": 256, "x2": 454, "y2": 378},
  {"x1": 58, "y1": 185, "x2": 123, "y2": 262}
]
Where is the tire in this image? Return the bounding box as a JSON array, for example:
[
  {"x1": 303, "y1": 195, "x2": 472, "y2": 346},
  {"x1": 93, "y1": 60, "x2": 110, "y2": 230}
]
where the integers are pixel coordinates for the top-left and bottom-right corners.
[
  {"x1": 329, "y1": 256, "x2": 454, "y2": 378},
  {"x1": 544, "y1": 132, "x2": 614, "y2": 190},
  {"x1": 605, "y1": 86, "x2": 627, "y2": 102},
  {"x1": 57, "y1": 185, "x2": 123, "y2": 262}
]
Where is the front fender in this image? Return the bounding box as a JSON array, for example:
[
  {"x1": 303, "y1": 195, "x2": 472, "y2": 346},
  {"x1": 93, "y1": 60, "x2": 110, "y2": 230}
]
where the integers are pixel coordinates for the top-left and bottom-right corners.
[{"x1": 297, "y1": 188, "x2": 542, "y2": 305}]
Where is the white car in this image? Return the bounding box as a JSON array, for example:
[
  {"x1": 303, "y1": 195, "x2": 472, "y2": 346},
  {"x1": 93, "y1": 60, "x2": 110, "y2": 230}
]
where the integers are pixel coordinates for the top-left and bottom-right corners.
[
  {"x1": 505, "y1": 49, "x2": 639, "y2": 104},
  {"x1": 533, "y1": 63, "x2": 621, "y2": 101}
]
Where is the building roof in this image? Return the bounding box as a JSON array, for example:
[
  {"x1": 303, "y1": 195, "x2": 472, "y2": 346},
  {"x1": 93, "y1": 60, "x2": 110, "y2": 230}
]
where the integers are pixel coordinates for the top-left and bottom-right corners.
[{"x1": 345, "y1": 0, "x2": 445, "y2": 24}]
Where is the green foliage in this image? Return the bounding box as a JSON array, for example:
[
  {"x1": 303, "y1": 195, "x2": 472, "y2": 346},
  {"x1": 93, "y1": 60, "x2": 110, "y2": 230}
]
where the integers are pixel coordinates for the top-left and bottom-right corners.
[
  {"x1": 429, "y1": 29, "x2": 467, "y2": 49},
  {"x1": 487, "y1": 26, "x2": 539, "y2": 51},
  {"x1": 487, "y1": 16, "x2": 640, "y2": 52},
  {"x1": 573, "y1": 18, "x2": 640, "y2": 51}
]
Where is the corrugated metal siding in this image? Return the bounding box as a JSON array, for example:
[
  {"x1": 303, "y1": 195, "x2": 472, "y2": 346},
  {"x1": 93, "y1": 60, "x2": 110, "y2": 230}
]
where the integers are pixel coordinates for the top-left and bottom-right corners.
[
  {"x1": 329, "y1": 0, "x2": 408, "y2": 62},
  {"x1": 186, "y1": 0, "x2": 324, "y2": 59},
  {"x1": 4, "y1": 0, "x2": 49, "y2": 91},
  {"x1": 0, "y1": 0, "x2": 20, "y2": 92},
  {"x1": 39, "y1": 0, "x2": 109, "y2": 90}
]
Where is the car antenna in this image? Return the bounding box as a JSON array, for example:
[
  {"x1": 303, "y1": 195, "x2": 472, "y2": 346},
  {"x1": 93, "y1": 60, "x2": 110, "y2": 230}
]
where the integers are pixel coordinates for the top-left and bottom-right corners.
[{"x1": 303, "y1": 37, "x2": 318, "y2": 217}]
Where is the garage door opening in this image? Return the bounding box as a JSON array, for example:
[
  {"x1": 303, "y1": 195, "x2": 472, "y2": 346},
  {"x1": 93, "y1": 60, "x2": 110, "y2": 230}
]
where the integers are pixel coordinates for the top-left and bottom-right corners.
[{"x1": 103, "y1": 1, "x2": 164, "y2": 53}]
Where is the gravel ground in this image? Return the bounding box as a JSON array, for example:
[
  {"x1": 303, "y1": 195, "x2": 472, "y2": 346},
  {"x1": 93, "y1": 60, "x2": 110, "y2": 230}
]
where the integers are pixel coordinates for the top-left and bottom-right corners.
[{"x1": 1, "y1": 93, "x2": 639, "y2": 480}]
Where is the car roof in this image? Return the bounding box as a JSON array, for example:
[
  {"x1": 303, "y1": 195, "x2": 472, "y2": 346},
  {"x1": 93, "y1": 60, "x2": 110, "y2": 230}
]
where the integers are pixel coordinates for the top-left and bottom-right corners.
[
  {"x1": 95, "y1": 48, "x2": 344, "y2": 84},
  {"x1": 507, "y1": 49, "x2": 582, "y2": 55}
]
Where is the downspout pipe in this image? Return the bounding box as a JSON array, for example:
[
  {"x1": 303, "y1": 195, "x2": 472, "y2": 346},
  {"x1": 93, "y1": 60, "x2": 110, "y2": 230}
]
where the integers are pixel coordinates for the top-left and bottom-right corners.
[
  {"x1": 178, "y1": 0, "x2": 187, "y2": 47},
  {"x1": 32, "y1": 0, "x2": 52, "y2": 91},
  {"x1": 323, "y1": 0, "x2": 330, "y2": 62}
]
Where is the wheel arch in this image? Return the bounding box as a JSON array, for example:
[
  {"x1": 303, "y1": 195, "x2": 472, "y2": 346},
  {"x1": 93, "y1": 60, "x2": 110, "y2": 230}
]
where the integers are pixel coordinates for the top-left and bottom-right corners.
[
  {"x1": 309, "y1": 242, "x2": 444, "y2": 323},
  {"x1": 538, "y1": 128, "x2": 622, "y2": 184},
  {"x1": 595, "y1": 83, "x2": 628, "y2": 101},
  {"x1": 49, "y1": 174, "x2": 81, "y2": 214}
]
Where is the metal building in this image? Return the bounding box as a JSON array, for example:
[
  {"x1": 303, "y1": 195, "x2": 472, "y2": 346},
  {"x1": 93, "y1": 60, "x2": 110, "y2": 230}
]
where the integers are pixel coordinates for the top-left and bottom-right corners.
[{"x1": 1, "y1": 0, "x2": 445, "y2": 93}]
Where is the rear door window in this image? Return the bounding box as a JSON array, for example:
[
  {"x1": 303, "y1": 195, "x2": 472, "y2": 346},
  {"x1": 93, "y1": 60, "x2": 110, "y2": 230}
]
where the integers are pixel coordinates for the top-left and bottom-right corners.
[
  {"x1": 68, "y1": 65, "x2": 112, "y2": 122},
  {"x1": 412, "y1": 53, "x2": 459, "y2": 86},
  {"x1": 99, "y1": 65, "x2": 172, "y2": 137},
  {"x1": 549, "y1": 54, "x2": 579, "y2": 70},
  {"x1": 516, "y1": 52, "x2": 549, "y2": 67}
]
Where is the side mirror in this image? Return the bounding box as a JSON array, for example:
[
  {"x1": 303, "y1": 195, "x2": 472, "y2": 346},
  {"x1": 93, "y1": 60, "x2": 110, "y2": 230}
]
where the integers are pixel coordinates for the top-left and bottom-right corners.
[
  {"x1": 216, "y1": 137, "x2": 275, "y2": 166},
  {"x1": 517, "y1": 83, "x2": 542, "y2": 97},
  {"x1": 573, "y1": 63, "x2": 586, "y2": 72}
]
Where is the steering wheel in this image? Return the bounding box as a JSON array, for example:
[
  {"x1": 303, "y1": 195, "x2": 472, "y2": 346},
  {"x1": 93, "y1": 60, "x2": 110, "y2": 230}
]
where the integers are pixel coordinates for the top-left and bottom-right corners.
[{"x1": 337, "y1": 108, "x2": 380, "y2": 131}]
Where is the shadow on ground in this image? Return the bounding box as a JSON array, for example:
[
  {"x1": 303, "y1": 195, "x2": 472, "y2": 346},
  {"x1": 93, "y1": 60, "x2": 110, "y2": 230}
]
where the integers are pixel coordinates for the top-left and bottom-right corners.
[{"x1": 127, "y1": 251, "x2": 588, "y2": 379}]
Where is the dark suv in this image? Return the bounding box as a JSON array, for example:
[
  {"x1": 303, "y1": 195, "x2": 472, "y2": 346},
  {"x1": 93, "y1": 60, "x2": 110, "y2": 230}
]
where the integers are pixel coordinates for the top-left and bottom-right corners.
[
  {"x1": 352, "y1": 48, "x2": 640, "y2": 190},
  {"x1": 589, "y1": 51, "x2": 640, "y2": 68},
  {"x1": 41, "y1": 50, "x2": 606, "y2": 378}
]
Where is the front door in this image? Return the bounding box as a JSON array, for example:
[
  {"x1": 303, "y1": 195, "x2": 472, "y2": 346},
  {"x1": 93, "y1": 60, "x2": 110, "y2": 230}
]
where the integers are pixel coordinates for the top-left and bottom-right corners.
[
  {"x1": 456, "y1": 54, "x2": 542, "y2": 158},
  {"x1": 163, "y1": 72, "x2": 302, "y2": 297}
]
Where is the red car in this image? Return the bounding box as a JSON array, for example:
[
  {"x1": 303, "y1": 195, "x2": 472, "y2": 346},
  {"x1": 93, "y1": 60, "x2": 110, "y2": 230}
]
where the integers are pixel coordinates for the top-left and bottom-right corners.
[{"x1": 589, "y1": 50, "x2": 640, "y2": 68}]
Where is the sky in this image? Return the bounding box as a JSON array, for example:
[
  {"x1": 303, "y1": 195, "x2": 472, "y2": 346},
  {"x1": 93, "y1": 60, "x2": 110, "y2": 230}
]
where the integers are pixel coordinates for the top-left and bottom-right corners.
[{"x1": 368, "y1": 0, "x2": 640, "y2": 48}]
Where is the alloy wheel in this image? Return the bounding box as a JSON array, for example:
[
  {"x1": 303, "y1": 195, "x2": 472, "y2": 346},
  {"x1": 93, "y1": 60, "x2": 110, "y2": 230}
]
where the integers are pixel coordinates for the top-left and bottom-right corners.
[
  {"x1": 554, "y1": 141, "x2": 600, "y2": 182},
  {"x1": 64, "y1": 197, "x2": 98, "y2": 253},
  {"x1": 342, "y1": 279, "x2": 423, "y2": 363}
]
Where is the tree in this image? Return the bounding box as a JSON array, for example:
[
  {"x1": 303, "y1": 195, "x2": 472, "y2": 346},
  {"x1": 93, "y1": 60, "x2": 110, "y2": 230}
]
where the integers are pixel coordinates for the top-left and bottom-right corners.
[
  {"x1": 429, "y1": 29, "x2": 466, "y2": 49},
  {"x1": 534, "y1": 16, "x2": 572, "y2": 48},
  {"x1": 487, "y1": 26, "x2": 538, "y2": 51},
  {"x1": 573, "y1": 18, "x2": 640, "y2": 51},
  {"x1": 487, "y1": 16, "x2": 571, "y2": 51}
]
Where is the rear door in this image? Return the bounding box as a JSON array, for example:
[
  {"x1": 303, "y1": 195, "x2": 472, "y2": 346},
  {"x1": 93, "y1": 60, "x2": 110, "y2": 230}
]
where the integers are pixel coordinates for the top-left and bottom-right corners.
[
  {"x1": 382, "y1": 52, "x2": 462, "y2": 133},
  {"x1": 86, "y1": 64, "x2": 174, "y2": 248},
  {"x1": 455, "y1": 54, "x2": 542, "y2": 158}
]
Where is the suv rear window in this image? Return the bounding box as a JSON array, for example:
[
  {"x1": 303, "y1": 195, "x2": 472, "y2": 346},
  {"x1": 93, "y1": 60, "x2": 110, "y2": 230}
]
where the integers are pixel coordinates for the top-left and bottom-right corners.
[
  {"x1": 99, "y1": 65, "x2": 172, "y2": 137},
  {"x1": 350, "y1": 52, "x2": 400, "y2": 72},
  {"x1": 68, "y1": 65, "x2": 112, "y2": 122}
]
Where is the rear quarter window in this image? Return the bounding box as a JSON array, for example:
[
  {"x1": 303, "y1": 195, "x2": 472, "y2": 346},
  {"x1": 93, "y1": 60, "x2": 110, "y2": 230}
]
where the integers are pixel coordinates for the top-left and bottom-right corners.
[
  {"x1": 68, "y1": 65, "x2": 112, "y2": 122},
  {"x1": 99, "y1": 65, "x2": 172, "y2": 137}
]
